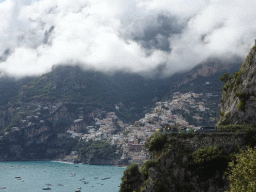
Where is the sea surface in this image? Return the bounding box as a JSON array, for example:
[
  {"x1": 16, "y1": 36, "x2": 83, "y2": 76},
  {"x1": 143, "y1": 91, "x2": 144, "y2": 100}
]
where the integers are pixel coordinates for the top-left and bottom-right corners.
[{"x1": 0, "y1": 161, "x2": 126, "y2": 192}]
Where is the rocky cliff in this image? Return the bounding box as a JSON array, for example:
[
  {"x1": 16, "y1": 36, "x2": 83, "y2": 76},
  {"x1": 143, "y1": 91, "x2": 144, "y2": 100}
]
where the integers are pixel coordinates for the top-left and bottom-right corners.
[
  {"x1": 120, "y1": 132, "x2": 256, "y2": 192},
  {"x1": 219, "y1": 46, "x2": 256, "y2": 125}
]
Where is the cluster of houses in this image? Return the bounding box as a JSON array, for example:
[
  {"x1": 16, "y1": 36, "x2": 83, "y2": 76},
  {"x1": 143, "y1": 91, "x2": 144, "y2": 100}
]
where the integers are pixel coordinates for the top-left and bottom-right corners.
[{"x1": 4, "y1": 91, "x2": 217, "y2": 164}]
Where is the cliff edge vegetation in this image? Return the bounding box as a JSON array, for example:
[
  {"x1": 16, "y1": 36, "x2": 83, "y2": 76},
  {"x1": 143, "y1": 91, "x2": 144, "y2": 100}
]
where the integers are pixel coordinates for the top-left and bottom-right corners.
[{"x1": 219, "y1": 45, "x2": 256, "y2": 125}]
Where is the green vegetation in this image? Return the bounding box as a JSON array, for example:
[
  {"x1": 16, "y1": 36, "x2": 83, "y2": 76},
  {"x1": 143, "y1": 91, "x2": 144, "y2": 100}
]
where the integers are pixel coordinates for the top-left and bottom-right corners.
[
  {"x1": 192, "y1": 146, "x2": 223, "y2": 165},
  {"x1": 76, "y1": 139, "x2": 121, "y2": 161},
  {"x1": 220, "y1": 73, "x2": 229, "y2": 83},
  {"x1": 120, "y1": 164, "x2": 141, "y2": 192},
  {"x1": 235, "y1": 92, "x2": 249, "y2": 111},
  {"x1": 140, "y1": 159, "x2": 159, "y2": 180},
  {"x1": 237, "y1": 100, "x2": 245, "y2": 111},
  {"x1": 120, "y1": 128, "x2": 256, "y2": 192},
  {"x1": 148, "y1": 133, "x2": 167, "y2": 152},
  {"x1": 217, "y1": 124, "x2": 255, "y2": 132},
  {"x1": 226, "y1": 146, "x2": 256, "y2": 192}
]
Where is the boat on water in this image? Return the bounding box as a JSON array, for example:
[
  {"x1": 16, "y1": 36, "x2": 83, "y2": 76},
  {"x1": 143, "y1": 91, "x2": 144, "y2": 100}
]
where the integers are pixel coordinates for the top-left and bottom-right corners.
[
  {"x1": 57, "y1": 183, "x2": 64, "y2": 186},
  {"x1": 101, "y1": 178, "x2": 107, "y2": 180},
  {"x1": 83, "y1": 181, "x2": 89, "y2": 184},
  {"x1": 79, "y1": 178, "x2": 85, "y2": 181},
  {"x1": 15, "y1": 176, "x2": 21, "y2": 179},
  {"x1": 75, "y1": 190, "x2": 81, "y2": 192},
  {"x1": 42, "y1": 187, "x2": 51, "y2": 190},
  {"x1": 71, "y1": 173, "x2": 76, "y2": 177},
  {"x1": 0, "y1": 187, "x2": 6, "y2": 189},
  {"x1": 46, "y1": 184, "x2": 53, "y2": 186}
]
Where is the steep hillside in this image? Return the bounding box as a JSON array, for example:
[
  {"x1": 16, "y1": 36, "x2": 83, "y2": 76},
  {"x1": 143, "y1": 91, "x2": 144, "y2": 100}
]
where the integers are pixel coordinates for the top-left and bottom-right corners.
[
  {"x1": 174, "y1": 56, "x2": 242, "y2": 89},
  {"x1": 9, "y1": 65, "x2": 174, "y2": 123},
  {"x1": 219, "y1": 46, "x2": 256, "y2": 125},
  {"x1": 120, "y1": 131, "x2": 256, "y2": 192}
]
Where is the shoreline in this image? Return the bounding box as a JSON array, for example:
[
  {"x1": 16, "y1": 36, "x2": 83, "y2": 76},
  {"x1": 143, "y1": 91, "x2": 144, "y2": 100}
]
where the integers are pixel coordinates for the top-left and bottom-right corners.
[{"x1": 0, "y1": 159, "x2": 128, "y2": 168}]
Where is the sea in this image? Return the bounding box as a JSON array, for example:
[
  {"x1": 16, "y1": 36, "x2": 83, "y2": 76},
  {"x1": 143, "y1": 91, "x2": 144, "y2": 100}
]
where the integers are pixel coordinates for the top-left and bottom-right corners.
[{"x1": 0, "y1": 161, "x2": 126, "y2": 192}]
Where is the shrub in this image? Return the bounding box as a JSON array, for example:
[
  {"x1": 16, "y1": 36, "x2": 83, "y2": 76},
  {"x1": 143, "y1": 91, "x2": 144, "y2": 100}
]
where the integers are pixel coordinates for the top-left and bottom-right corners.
[
  {"x1": 120, "y1": 164, "x2": 141, "y2": 192},
  {"x1": 192, "y1": 146, "x2": 223, "y2": 165},
  {"x1": 140, "y1": 159, "x2": 159, "y2": 180},
  {"x1": 220, "y1": 73, "x2": 229, "y2": 83},
  {"x1": 217, "y1": 124, "x2": 251, "y2": 132},
  {"x1": 238, "y1": 100, "x2": 245, "y2": 111},
  {"x1": 226, "y1": 146, "x2": 256, "y2": 192},
  {"x1": 148, "y1": 134, "x2": 167, "y2": 152}
]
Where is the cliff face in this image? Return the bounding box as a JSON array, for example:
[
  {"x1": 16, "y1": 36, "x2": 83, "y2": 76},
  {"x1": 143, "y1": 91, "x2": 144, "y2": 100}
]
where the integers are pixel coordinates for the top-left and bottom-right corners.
[
  {"x1": 174, "y1": 57, "x2": 242, "y2": 88},
  {"x1": 219, "y1": 46, "x2": 256, "y2": 125},
  {"x1": 0, "y1": 102, "x2": 97, "y2": 161},
  {"x1": 120, "y1": 132, "x2": 255, "y2": 192}
]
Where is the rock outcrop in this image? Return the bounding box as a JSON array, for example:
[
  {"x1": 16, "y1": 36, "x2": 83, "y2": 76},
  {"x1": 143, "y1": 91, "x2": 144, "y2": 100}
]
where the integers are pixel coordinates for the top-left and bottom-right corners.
[
  {"x1": 219, "y1": 46, "x2": 256, "y2": 125},
  {"x1": 120, "y1": 132, "x2": 255, "y2": 192}
]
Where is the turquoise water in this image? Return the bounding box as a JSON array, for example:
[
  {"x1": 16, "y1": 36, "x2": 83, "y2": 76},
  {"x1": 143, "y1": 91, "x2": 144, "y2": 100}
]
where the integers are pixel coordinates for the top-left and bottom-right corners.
[{"x1": 0, "y1": 161, "x2": 126, "y2": 192}]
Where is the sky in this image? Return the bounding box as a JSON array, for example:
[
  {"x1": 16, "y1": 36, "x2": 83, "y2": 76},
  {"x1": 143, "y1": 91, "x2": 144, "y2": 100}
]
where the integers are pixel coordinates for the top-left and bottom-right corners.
[{"x1": 0, "y1": 0, "x2": 255, "y2": 77}]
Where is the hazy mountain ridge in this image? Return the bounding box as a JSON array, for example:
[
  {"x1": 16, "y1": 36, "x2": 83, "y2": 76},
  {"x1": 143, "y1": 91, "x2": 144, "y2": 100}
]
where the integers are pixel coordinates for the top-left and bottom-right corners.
[{"x1": 174, "y1": 56, "x2": 243, "y2": 89}]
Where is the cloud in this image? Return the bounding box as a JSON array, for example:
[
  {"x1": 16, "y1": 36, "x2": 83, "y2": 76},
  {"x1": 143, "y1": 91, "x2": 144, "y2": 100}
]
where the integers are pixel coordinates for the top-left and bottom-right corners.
[{"x1": 0, "y1": 0, "x2": 255, "y2": 77}]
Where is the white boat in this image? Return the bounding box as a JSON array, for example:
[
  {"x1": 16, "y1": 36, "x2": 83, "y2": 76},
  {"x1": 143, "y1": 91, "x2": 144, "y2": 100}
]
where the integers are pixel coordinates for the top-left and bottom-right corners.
[{"x1": 71, "y1": 173, "x2": 76, "y2": 177}]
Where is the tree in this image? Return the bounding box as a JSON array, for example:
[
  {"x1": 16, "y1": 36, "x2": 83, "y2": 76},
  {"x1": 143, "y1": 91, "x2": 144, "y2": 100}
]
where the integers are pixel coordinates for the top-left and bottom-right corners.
[
  {"x1": 220, "y1": 73, "x2": 229, "y2": 83},
  {"x1": 120, "y1": 164, "x2": 141, "y2": 192},
  {"x1": 226, "y1": 146, "x2": 256, "y2": 192}
]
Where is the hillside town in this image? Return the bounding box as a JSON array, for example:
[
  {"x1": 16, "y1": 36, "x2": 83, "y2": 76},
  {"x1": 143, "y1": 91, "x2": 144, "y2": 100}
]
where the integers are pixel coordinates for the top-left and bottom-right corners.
[
  {"x1": 1, "y1": 91, "x2": 219, "y2": 165},
  {"x1": 65, "y1": 91, "x2": 219, "y2": 164}
]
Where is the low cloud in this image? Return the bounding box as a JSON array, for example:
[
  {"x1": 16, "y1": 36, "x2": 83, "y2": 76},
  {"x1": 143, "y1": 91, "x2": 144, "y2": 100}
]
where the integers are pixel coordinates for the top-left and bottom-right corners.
[{"x1": 0, "y1": 0, "x2": 255, "y2": 77}]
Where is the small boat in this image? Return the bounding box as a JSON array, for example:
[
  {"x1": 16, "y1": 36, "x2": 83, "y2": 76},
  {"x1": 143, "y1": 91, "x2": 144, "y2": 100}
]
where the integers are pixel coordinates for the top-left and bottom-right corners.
[
  {"x1": 75, "y1": 190, "x2": 81, "y2": 192},
  {"x1": 79, "y1": 178, "x2": 85, "y2": 181},
  {"x1": 78, "y1": 187, "x2": 82, "y2": 189},
  {"x1": 0, "y1": 187, "x2": 6, "y2": 189},
  {"x1": 57, "y1": 183, "x2": 64, "y2": 186},
  {"x1": 84, "y1": 181, "x2": 89, "y2": 184},
  {"x1": 71, "y1": 173, "x2": 76, "y2": 177},
  {"x1": 106, "y1": 177, "x2": 111, "y2": 179},
  {"x1": 101, "y1": 178, "x2": 107, "y2": 180},
  {"x1": 42, "y1": 187, "x2": 51, "y2": 190},
  {"x1": 46, "y1": 184, "x2": 53, "y2": 186},
  {"x1": 21, "y1": 180, "x2": 24, "y2": 182},
  {"x1": 15, "y1": 176, "x2": 21, "y2": 179}
]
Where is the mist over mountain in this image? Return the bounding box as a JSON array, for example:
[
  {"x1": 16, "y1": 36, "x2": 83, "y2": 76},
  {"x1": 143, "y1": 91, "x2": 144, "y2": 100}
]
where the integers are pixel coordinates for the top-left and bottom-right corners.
[
  {"x1": 0, "y1": 54, "x2": 241, "y2": 125},
  {"x1": 0, "y1": 0, "x2": 255, "y2": 77}
]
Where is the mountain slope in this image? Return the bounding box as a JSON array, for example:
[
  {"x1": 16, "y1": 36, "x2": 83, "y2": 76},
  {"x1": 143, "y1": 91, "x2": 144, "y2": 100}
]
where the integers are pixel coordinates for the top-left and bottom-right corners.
[{"x1": 219, "y1": 46, "x2": 256, "y2": 125}]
